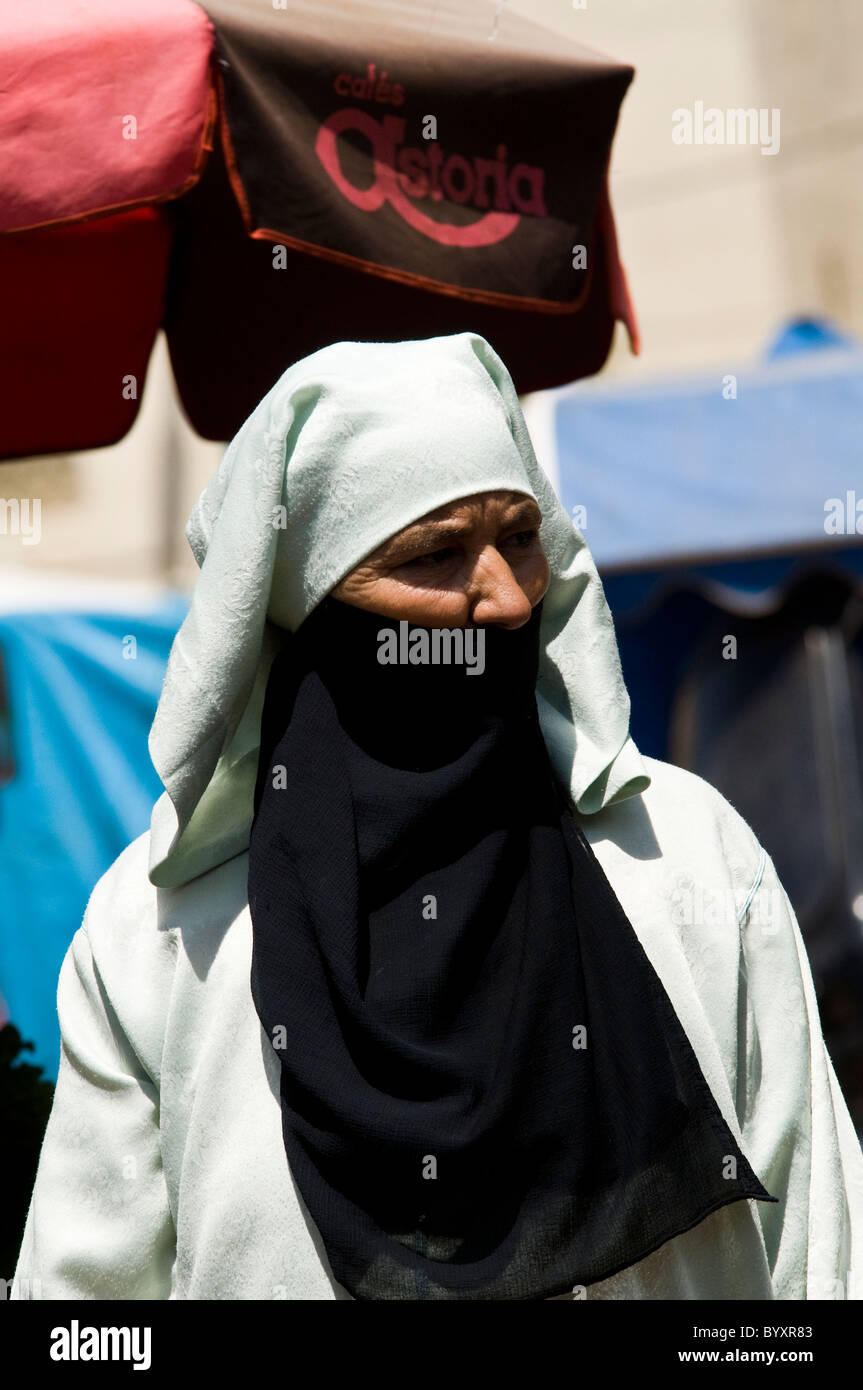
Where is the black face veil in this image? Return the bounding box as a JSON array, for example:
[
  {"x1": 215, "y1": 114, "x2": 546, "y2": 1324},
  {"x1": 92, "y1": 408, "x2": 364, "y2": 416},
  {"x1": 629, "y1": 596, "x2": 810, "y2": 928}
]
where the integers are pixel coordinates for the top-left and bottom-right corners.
[{"x1": 247, "y1": 594, "x2": 776, "y2": 1301}]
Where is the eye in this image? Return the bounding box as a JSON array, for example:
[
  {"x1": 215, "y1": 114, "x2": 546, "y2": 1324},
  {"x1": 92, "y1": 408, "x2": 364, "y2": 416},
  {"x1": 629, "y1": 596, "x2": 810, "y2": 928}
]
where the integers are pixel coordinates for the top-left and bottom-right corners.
[
  {"x1": 399, "y1": 547, "x2": 459, "y2": 569},
  {"x1": 504, "y1": 529, "x2": 540, "y2": 549}
]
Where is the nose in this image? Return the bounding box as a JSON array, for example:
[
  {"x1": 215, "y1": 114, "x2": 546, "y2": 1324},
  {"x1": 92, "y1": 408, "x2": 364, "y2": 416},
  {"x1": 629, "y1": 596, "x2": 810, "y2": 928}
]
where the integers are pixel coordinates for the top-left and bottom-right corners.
[{"x1": 468, "y1": 546, "x2": 533, "y2": 628}]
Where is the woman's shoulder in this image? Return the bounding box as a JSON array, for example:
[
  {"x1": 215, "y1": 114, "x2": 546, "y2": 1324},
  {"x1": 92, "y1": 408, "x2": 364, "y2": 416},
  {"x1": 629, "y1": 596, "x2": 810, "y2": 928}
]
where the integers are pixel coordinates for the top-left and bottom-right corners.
[
  {"x1": 75, "y1": 834, "x2": 252, "y2": 1078},
  {"x1": 85, "y1": 831, "x2": 249, "y2": 914},
  {"x1": 83, "y1": 829, "x2": 158, "y2": 923},
  {"x1": 640, "y1": 754, "x2": 762, "y2": 839},
  {"x1": 81, "y1": 831, "x2": 251, "y2": 976},
  {"x1": 579, "y1": 754, "x2": 767, "y2": 902}
]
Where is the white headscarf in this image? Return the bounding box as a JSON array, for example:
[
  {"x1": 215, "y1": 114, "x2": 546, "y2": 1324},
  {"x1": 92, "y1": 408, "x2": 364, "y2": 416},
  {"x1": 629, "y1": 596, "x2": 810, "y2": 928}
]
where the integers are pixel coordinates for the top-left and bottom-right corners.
[{"x1": 147, "y1": 331, "x2": 650, "y2": 888}]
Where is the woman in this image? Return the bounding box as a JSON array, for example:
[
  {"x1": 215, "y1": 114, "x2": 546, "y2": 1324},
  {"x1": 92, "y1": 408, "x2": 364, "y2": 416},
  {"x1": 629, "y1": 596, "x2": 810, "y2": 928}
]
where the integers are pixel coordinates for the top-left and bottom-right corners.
[{"x1": 12, "y1": 332, "x2": 863, "y2": 1300}]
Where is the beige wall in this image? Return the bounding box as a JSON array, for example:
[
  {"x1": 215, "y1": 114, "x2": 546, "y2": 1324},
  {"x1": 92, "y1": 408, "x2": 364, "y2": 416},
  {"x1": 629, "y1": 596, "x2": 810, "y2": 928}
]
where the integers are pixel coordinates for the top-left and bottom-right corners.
[
  {"x1": 519, "y1": 0, "x2": 863, "y2": 376},
  {"x1": 2, "y1": 0, "x2": 860, "y2": 589}
]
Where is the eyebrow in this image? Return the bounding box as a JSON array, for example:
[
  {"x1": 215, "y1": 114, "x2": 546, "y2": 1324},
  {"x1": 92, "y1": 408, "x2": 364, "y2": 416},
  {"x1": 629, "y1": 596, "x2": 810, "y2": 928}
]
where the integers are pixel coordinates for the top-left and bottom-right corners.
[{"x1": 380, "y1": 500, "x2": 541, "y2": 560}]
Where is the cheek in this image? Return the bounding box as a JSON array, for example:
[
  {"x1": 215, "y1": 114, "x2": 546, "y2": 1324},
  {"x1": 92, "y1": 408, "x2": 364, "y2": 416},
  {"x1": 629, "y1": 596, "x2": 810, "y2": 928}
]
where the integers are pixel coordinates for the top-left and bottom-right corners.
[
  {"x1": 365, "y1": 583, "x2": 469, "y2": 627},
  {"x1": 331, "y1": 568, "x2": 381, "y2": 604},
  {"x1": 513, "y1": 551, "x2": 550, "y2": 604},
  {"x1": 332, "y1": 571, "x2": 470, "y2": 626}
]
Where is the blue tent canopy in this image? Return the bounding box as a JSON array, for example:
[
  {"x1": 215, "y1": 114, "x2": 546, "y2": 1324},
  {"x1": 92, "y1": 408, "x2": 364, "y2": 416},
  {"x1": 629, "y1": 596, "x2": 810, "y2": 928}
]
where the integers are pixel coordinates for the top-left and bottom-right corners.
[
  {"x1": 549, "y1": 317, "x2": 863, "y2": 577},
  {"x1": 0, "y1": 599, "x2": 188, "y2": 1079}
]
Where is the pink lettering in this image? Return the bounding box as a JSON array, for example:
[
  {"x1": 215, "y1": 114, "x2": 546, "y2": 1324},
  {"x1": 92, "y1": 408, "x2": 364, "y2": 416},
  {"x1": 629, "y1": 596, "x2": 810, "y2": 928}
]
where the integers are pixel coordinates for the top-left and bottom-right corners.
[
  {"x1": 508, "y1": 162, "x2": 547, "y2": 216},
  {"x1": 315, "y1": 108, "x2": 544, "y2": 247},
  {"x1": 396, "y1": 147, "x2": 429, "y2": 199},
  {"x1": 441, "y1": 153, "x2": 474, "y2": 205}
]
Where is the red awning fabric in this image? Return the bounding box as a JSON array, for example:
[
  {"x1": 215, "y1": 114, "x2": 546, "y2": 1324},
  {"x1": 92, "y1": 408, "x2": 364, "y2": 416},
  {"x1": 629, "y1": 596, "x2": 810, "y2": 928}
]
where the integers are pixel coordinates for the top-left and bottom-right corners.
[
  {"x1": 0, "y1": 0, "x2": 216, "y2": 234},
  {"x1": 0, "y1": 0, "x2": 214, "y2": 455},
  {"x1": 2, "y1": 209, "x2": 172, "y2": 458}
]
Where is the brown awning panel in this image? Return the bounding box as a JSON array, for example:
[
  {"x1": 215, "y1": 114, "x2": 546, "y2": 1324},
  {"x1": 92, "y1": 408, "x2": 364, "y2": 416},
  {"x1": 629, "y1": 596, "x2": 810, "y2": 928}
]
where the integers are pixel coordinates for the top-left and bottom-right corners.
[{"x1": 203, "y1": 0, "x2": 634, "y2": 312}]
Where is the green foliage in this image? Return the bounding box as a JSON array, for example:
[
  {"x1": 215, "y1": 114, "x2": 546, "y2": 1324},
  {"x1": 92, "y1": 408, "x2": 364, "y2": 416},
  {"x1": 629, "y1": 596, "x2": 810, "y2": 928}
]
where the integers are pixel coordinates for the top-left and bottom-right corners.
[{"x1": 0, "y1": 1023, "x2": 54, "y2": 1281}]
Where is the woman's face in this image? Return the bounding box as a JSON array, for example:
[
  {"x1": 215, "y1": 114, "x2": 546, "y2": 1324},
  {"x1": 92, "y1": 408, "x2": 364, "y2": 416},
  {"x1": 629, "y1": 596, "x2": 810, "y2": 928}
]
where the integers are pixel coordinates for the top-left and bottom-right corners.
[{"x1": 331, "y1": 490, "x2": 549, "y2": 628}]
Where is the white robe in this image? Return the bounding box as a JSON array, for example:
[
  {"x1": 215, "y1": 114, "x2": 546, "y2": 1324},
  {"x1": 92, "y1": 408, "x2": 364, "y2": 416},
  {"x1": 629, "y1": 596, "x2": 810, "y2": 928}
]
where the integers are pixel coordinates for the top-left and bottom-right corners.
[{"x1": 11, "y1": 754, "x2": 863, "y2": 1300}]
